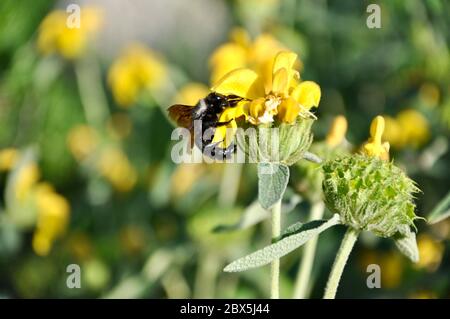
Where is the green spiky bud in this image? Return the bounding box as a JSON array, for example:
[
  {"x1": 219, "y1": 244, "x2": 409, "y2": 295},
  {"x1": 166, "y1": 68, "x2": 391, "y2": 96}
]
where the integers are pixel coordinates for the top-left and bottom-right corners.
[
  {"x1": 322, "y1": 154, "x2": 420, "y2": 237},
  {"x1": 236, "y1": 118, "x2": 314, "y2": 165}
]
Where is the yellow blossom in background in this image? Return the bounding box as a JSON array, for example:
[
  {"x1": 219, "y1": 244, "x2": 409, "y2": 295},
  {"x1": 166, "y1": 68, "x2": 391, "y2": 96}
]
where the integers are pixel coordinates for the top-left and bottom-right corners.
[
  {"x1": 209, "y1": 28, "x2": 286, "y2": 85},
  {"x1": 358, "y1": 250, "x2": 404, "y2": 289},
  {"x1": 173, "y1": 83, "x2": 210, "y2": 105},
  {"x1": 32, "y1": 183, "x2": 70, "y2": 256},
  {"x1": 97, "y1": 147, "x2": 137, "y2": 192},
  {"x1": 0, "y1": 148, "x2": 19, "y2": 171},
  {"x1": 108, "y1": 44, "x2": 167, "y2": 107},
  {"x1": 362, "y1": 116, "x2": 390, "y2": 160},
  {"x1": 211, "y1": 51, "x2": 320, "y2": 148},
  {"x1": 325, "y1": 115, "x2": 348, "y2": 147},
  {"x1": 37, "y1": 7, "x2": 103, "y2": 59},
  {"x1": 415, "y1": 234, "x2": 444, "y2": 272},
  {"x1": 14, "y1": 163, "x2": 40, "y2": 202},
  {"x1": 382, "y1": 116, "x2": 404, "y2": 148},
  {"x1": 396, "y1": 109, "x2": 430, "y2": 148},
  {"x1": 383, "y1": 109, "x2": 430, "y2": 149},
  {"x1": 67, "y1": 125, "x2": 99, "y2": 161}
]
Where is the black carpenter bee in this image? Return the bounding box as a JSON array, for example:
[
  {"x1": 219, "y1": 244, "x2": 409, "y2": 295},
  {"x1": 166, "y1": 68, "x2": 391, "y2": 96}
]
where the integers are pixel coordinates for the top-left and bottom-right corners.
[{"x1": 168, "y1": 92, "x2": 243, "y2": 160}]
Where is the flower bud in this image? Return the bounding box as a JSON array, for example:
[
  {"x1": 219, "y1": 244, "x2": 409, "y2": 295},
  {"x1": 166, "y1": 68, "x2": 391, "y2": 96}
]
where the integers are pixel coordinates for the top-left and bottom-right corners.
[
  {"x1": 236, "y1": 118, "x2": 314, "y2": 165},
  {"x1": 322, "y1": 154, "x2": 420, "y2": 237}
]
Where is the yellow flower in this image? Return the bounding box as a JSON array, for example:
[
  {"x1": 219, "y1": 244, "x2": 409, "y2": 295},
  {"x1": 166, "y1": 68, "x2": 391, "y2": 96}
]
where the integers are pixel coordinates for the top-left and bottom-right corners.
[
  {"x1": 32, "y1": 183, "x2": 70, "y2": 256},
  {"x1": 382, "y1": 116, "x2": 404, "y2": 148},
  {"x1": 108, "y1": 44, "x2": 167, "y2": 107},
  {"x1": 97, "y1": 147, "x2": 137, "y2": 192},
  {"x1": 363, "y1": 116, "x2": 390, "y2": 160},
  {"x1": 396, "y1": 109, "x2": 430, "y2": 148},
  {"x1": 209, "y1": 28, "x2": 285, "y2": 85},
  {"x1": 210, "y1": 51, "x2": 320, "y2": 148},
  {"x1": 358, "y1": 250, "x2": 404, "y2": 289},
  {"x1": 325, "y1": 115, "x2": 348, "y2": 147},
  {"x1": 415, "y1": 234, "x2": 444, "y2": 272},
  {"x1": 37, "y1": 7, "x2": 102, "y2": 59},
  {"x1": 173, "y1": 83, "x2": 210, "y2": 105},
  {"x1": 383, "y1": 109, "x2": 430, "y2": 149},
  {"x1": 0, "y1": 148, "x2": 19, "y2": 171},
  {"x1": 67, "y1": 125, "x2": 99, "y2": 161}
]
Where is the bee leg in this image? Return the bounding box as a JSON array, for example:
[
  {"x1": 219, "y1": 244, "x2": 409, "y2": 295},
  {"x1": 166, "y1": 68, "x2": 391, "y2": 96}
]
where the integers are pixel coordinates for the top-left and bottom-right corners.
[
  {"x1": 213, "y1": 119, "x2": 233, "y2": 127},
  {"x1": 203, "y1": 142, "x2": 236, "y2": 161}
]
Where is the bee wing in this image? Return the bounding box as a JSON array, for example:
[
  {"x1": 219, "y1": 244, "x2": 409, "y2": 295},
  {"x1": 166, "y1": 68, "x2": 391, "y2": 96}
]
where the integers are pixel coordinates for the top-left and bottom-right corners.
[
  {"x1": 167, "y1": 104, "x2": 195, "y2": 129},
  {"x1": 168, "y1": 104, "x2": 196, "y2": 148}
]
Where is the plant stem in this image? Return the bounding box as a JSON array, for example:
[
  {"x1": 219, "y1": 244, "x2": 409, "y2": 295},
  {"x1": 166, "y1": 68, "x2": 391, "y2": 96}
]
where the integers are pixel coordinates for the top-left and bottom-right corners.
[
  {"x1": 323, "y1": 228, "x2": 359, "y2": 299},
  {"x1": 193, "y1": 251, "x2": 220, "y2": 298},
  {"x1": 270, "y1": 199, "x2": 282, "y2": 299},
  {"x1": 293, "y1": 201, "x2": 325, "y2": 298}
]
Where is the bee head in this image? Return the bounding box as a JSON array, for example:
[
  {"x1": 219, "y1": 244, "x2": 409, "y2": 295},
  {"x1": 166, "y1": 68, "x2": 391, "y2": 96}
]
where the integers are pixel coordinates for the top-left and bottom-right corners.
[{"x1": 205, "y1": 92, "x2": 228, "y2": 110}]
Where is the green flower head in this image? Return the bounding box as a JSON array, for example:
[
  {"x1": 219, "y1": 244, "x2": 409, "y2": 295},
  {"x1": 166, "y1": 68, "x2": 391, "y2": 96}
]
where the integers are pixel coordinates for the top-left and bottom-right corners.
[{"x1": 322, "y1": 153, "x2": 420, "y2": 238}]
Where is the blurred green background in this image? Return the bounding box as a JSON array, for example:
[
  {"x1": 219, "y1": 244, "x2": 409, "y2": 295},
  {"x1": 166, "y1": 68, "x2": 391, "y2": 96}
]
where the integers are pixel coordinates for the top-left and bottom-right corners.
[{"x1": 0, "y1": 0, "x2": 449, "y2": 298}]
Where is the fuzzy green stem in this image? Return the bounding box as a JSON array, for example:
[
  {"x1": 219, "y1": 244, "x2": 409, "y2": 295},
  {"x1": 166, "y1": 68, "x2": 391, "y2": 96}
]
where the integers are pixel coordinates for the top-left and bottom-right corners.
[
  {"x1": 270, "y1": 199, "x2": 282, "y2": 299},
  {"x1": 323, "y1": 228, "x2": 359, "y2": 299},
  {"x1": 293, "y1": 201, "x2": 325, "y2": 298}
]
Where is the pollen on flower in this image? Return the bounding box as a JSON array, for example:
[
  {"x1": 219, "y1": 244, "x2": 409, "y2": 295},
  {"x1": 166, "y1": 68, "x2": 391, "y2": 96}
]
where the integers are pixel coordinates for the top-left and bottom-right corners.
[{"x1": 257, "y1": 96, "x2": 280, "y2": 124}]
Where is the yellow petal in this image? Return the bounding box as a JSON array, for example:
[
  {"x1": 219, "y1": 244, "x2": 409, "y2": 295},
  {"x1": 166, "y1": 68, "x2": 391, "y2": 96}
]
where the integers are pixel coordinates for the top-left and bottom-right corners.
[
  {"x1": 234, "y1": 101, "x2": 248, "y2": 120},
  {"x1": 218, "y1": 107, "x2": 237, "y2": 122},
  {"x1": 363, "y1": 115, "x2": 390, "y2": 160},
  {"x1": 209, "y1": 43, "x2": 248, "y2": 85},
  {"x1": 291, "y1": 81, "x2": 321, "y2": 109},
  {"x1": 247, "y1": 98, "x2": 266, "y2": 123},
  {"x1": 211, "y1": 68, "x2": 262, "y2": 99},
  {"x1": 326, "y1": 115, "x2": 348, "y2": 147},
  {"x1": 272, "y1": 51, "x2": 298, "y2": 77},
  {"x1": 229, "y1": 27, "x2": 250, "y2": 48},
  {"x1": 370, "y1": 115, "x2": 385, "y2": 143},
  {"x1": 211, "y1": 120, "x2": 237, "y2": 148},
  {"x1": 174, "y1": 83, "x2": 209, "y2": 105},
  {"x1": 0, "y1": 148, "x2": 19, "y2": 171},
  {"x1": 271, "y1": 68, "x2": 288, "y2": 95},
  {"x1": 277, "y1": 97, "x2": 300, "y2": 124}
]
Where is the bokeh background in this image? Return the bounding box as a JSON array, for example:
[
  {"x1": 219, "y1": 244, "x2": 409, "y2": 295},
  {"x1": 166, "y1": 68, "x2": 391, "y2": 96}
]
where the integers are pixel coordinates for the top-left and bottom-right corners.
[{"x1": 0, "y1": 0, "x2": 449, "y2": 298}]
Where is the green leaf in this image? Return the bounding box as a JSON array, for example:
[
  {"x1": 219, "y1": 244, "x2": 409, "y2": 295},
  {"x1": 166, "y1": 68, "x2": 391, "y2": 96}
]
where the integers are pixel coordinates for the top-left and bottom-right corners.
[
  {"x1": 213, "y1": 190, "x2": 302, "y2": 233},
  {"x1": 257, "y1": 163, "x2": 289, "y2": 209},
  {"x1": 427, "y1": 191, "x2": 450, "y2": 224},
  {"x1": 223, "y1": 214, "x2": 341, "y2": 272},
  {"x1": 394, "y1": 229, "x2": 419, "y2": 263}
]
